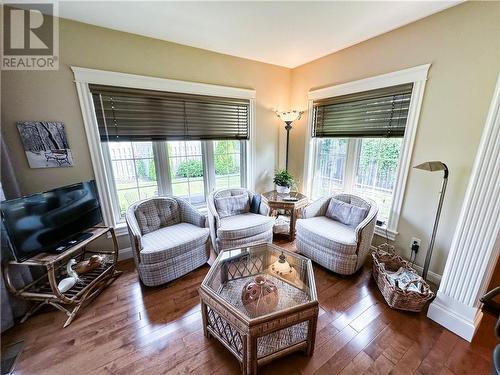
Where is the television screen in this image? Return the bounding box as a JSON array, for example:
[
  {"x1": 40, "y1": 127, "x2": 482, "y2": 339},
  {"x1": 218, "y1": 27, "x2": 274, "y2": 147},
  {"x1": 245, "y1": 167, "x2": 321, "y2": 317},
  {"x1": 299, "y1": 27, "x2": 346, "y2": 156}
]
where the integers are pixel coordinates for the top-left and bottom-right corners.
[{"x1": 1, "y1": 180, "x2": 103, "y2": 262}]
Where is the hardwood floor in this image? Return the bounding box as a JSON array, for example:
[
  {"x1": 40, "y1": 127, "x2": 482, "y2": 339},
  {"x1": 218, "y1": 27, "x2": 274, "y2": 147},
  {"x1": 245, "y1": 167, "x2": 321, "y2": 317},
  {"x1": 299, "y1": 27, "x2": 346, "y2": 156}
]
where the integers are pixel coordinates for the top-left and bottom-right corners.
[{"x1": 2, "y1": 241, "x2": 496, "y2": 375}]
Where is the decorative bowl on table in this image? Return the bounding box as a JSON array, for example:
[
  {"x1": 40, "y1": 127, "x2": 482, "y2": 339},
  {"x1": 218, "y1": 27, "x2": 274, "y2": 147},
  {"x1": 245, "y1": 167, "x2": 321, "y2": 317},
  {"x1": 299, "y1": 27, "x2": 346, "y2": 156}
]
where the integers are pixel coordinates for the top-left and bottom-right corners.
[{"x1": 241, "y1": 275, "x2": 279, "y2": 316}]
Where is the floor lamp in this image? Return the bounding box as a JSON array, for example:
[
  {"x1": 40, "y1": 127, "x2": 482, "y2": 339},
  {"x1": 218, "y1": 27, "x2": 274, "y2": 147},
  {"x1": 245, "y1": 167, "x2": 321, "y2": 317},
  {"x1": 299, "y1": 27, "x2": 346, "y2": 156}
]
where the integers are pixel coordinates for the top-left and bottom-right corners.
[
  {"x1": 275, "y1": 110, "x2": 303, "y2": 171},
  {"x1": 413, "y1": 161, "x2": 449, "y2": 281}
]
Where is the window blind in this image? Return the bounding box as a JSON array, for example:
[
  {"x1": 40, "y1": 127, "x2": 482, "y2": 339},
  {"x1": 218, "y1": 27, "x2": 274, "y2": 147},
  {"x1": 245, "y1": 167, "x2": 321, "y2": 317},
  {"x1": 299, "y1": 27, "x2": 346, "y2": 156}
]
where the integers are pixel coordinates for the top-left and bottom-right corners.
[
  {"x1": 312, "y1": 83, "x2": 413, "y2": 138},
  {"x1": 89, "y1": 84, "x2": 250, "y2": 141}
]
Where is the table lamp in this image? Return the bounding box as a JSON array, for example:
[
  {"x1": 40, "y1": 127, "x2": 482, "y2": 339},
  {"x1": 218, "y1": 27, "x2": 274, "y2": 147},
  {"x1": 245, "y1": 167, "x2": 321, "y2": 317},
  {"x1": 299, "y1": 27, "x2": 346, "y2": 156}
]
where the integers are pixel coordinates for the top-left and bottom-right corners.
[
  {"x1": 271, "y1": 251, "x2": 293, "y2": 276},
  {"x1": 413, "y1": 161, "x2": 449, "y2": 281}
]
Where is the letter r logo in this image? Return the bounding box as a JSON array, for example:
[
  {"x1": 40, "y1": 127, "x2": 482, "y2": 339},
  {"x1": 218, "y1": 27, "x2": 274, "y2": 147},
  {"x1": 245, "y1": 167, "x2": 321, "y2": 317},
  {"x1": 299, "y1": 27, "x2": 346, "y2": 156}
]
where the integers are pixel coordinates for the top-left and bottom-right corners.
[{"x1": 3, "y1": 3, "x2": 54, "y2": 55}]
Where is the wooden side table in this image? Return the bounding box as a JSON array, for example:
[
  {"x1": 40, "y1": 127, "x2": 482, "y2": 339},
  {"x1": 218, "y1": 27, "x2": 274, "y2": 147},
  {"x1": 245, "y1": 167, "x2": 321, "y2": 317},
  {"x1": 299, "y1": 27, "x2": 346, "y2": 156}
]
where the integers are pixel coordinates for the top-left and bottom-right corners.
[
  {"x1": 261, "y1": 191, "x2": 308, "y2": 241},
  {"x1": 2, "y1": 226, "x2": 122, "y2": 328}
]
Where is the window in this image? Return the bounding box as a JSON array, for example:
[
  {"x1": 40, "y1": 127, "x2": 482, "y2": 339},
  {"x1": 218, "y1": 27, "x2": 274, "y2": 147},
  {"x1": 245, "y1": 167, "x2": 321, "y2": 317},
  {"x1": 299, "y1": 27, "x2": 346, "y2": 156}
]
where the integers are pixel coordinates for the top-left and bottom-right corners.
[
  {"x1": 305, "y1": 65, "x2": 431, "y2": 239},
  {"x1": 167, "y1": 141, "x2": 205, "y2": 205},
  {"x1": 310, "y1": 137, "x2": 402, "y2": 225},
  {"x1": 107, "y1": 141, "x2": 158, "y2": 218},
  {"x1": 310, "y1": 83, "x2": 413, "y2": 226},
  {"x1": 214, "y1": 140, "x2": 244, "y2": 190},
  {"x1": 353, "y1": 138, "x2": 402, "y2": 222},
  {"x1": 104, "y1": 140, "x2": 246, "y2": 222},
  {"x1": 87, "y1": 82, "x2": 252, "y2": 224},
  {"x1": 311, "y1": 138, "x2": 347, "y2": 198}
]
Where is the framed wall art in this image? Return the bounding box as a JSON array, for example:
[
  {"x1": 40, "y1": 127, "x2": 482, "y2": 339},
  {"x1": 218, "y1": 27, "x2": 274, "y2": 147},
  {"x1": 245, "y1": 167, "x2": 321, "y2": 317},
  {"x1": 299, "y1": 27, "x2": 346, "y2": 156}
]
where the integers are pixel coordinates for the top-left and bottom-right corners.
[{"x1": 17, "y1": 121, "x2": 74, "y2": 168}]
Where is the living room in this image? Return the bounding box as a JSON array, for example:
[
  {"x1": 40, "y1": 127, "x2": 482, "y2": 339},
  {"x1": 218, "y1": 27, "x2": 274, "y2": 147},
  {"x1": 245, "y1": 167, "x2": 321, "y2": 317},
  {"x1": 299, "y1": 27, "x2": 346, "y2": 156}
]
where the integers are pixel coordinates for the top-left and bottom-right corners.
[{"x1": 1, "y1": 1, "x2": 499, "y2": 374}]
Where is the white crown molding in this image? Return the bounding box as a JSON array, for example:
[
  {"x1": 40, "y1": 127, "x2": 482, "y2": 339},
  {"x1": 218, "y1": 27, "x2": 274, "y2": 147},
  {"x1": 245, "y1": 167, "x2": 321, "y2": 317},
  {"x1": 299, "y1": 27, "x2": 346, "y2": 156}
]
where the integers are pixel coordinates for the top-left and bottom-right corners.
[
  {"x1": 308, "y1": 64, "x2": 430, "y2": 100},
  {"x1": 71, "y1": 66, "x2": 256, "y2": 99},
  {"x1": 428, "y1": 72, "x2": 500, "y2": 342}
]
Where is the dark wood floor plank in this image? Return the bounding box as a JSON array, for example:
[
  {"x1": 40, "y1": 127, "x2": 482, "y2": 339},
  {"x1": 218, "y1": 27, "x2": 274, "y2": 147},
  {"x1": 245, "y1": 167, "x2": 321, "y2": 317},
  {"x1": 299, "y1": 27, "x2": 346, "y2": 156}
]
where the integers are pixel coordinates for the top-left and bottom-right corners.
[
  {"x1": 300, "y1": 325, "x2": 358, "y2": 375},
  {"x1": 380, "y1": 328, "x2": 414, "y2": 364},
  {"x1": 314, "y1": 316, "x2": 389, "y2": 375},
  {"x1": 331, "y1": 293, "x2": 378, "y2": 331},
  {"x1": 390, "y1": 341, "x2": 426, "y2": 375},
  {"x1": 416, "y1": 329, "x2": 459, "y2": 375},
  {"x1": 338, "y1": 351, "x2": 374, "y2": 374},
  {"x1": 349, "y1": 302, "x2": 384, "y2": 332},
  {"x1": 444, "y1": 339, "x2": 492, "y2": 375},
  {"x1": 364, "y1": 351, "x2": 394, "y2": 375}
]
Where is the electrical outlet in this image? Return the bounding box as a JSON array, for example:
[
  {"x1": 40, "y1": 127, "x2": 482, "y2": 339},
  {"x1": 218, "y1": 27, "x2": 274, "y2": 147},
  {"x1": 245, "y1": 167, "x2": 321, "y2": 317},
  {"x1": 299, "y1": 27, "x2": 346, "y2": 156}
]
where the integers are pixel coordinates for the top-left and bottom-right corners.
[{"x1": 410, "y1": 237, "x2": 421, "y2": 252}]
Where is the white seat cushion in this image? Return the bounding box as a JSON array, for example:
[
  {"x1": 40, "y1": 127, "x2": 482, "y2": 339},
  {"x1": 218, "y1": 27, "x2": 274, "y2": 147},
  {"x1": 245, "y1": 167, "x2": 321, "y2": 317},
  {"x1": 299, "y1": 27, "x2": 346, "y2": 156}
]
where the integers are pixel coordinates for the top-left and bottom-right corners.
[
  {"x1": 296, "y1": 216, "x2": 358, "y2": 255},
  {"x1": 217, "y1": 213, "x2": 274, "y2": 240},
  {"x1": 140, "y1": 222, "x2": 209, "y2": 264}
]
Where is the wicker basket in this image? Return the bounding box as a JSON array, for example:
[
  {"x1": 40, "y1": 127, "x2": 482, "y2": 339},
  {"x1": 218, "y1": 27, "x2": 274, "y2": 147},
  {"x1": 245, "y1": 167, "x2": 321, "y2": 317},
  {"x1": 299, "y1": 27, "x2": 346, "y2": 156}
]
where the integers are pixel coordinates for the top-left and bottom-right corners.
[{"x1": 372, "y1": 243, "x2": 434, "y2": 312}]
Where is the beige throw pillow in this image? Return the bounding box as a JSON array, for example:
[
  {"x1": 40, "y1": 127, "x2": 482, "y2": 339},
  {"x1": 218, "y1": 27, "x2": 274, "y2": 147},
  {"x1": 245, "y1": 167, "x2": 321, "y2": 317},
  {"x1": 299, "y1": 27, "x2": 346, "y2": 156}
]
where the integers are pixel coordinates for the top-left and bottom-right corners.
[{"x1": 326, "y1": 197, "x2": 368, "y2": 228}]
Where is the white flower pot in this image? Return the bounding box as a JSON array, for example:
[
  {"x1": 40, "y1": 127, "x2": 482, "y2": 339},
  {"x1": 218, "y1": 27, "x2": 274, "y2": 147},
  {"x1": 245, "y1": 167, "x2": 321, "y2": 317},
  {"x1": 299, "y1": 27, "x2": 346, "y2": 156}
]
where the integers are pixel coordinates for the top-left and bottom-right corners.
[{"x1": 276, "y1": 185, "x2": 290, "y2": 194}]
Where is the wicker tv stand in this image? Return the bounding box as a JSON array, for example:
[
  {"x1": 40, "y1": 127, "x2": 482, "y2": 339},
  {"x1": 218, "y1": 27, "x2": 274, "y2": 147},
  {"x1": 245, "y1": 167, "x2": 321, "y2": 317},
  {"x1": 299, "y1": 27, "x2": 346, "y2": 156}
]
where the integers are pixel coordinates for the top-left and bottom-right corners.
[{"x1": 2, "y1": 226, "x2": 122, "y2": 328}]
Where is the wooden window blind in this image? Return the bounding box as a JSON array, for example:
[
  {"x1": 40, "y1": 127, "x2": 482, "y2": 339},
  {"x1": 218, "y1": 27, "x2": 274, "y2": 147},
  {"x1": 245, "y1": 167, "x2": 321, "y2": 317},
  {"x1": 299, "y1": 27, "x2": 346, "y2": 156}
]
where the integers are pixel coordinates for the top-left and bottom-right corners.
[
  {"x1": 90, "y1": 84, "x2": 250, "y2": 141},
  {"x1": 312, "y1": 83, "x2": 413, "y2": 138}
]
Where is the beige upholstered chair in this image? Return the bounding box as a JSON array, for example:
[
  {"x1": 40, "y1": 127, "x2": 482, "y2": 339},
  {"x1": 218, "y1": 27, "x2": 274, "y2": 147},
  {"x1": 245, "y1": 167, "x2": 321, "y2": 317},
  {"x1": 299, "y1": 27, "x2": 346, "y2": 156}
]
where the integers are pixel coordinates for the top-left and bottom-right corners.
[
  {"x1": 296, "y1": 193, "x2": 378, "y2": 275},
  {"x1": 126, "y1": 197, "x2": 210, "y2": 286},
  {"x1": 207, "y1": 188, "x2": 274, "y2": 253}
]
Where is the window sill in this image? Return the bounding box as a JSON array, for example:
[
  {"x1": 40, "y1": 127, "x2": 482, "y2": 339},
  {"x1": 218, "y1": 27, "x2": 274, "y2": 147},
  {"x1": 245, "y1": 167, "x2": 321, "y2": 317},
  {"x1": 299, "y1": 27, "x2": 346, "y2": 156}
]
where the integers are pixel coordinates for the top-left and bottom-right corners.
[
  {"x1": 374, "y1": 225, "x2": 398, "y2": 241},
  {"x1": 114, "y1": 223, "x2": 129, "y2": 237}
]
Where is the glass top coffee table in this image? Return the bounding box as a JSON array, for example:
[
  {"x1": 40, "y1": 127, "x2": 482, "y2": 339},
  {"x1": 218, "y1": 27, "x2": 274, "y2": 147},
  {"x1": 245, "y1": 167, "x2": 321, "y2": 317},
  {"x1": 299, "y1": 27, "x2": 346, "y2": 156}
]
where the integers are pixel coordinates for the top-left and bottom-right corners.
[{"x1": 199, "y1": 243, "x2": 318, "y2": 375}]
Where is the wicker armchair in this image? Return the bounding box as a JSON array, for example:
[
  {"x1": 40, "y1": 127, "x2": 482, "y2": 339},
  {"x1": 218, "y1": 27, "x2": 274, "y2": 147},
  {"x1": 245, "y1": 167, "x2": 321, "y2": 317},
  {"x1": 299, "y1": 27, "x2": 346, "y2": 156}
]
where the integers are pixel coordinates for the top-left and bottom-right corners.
[
  {"x1": 207, "y1": 188, "x2": 274, "y2": 253},
  {"x1": 296, "y1": 193, "x2": 378, "y2": 275},
  {"x1": 126, "y1": 197, "x2": 210, "y2": 286}
]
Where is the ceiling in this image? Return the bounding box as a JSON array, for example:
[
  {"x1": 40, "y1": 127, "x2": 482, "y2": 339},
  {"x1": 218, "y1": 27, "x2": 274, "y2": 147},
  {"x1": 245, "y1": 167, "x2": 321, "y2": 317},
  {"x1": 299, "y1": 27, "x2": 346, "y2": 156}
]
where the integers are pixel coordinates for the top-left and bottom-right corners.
[{"x1": 59, "y1": 1, "x2": 462, "y2": 68}]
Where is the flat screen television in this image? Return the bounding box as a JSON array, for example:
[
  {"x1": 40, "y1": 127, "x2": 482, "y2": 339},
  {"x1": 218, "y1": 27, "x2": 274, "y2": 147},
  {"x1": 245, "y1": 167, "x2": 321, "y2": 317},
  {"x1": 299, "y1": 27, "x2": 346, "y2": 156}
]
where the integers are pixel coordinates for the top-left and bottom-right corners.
[{"x1": 1, "y1": 180, "x2": 103, "y2": 262}]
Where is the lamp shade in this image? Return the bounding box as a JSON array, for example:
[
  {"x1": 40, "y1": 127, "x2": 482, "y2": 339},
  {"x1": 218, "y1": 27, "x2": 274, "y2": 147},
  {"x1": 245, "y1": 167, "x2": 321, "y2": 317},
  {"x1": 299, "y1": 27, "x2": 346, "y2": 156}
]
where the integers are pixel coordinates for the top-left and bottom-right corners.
[
  {"x1": 271, "y1": 252, "x2": 293, "y2": 276},
  {"x1": 275, "y1": 110, "x2": 303, "y2": 123},
  {"x1": 413, "y1": 161, "x2": 447, "y2": 172}
]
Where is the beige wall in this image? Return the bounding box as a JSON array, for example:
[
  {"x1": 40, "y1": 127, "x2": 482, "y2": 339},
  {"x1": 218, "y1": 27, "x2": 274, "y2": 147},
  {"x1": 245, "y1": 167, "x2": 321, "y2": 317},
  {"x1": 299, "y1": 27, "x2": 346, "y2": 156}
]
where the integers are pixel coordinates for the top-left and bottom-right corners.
[
  {"x1": 289, "y1": 1, "x2": 500, "y2": 275},
  {"x1": 1, "y1": 17, "x2": 291, "y2": 197}
]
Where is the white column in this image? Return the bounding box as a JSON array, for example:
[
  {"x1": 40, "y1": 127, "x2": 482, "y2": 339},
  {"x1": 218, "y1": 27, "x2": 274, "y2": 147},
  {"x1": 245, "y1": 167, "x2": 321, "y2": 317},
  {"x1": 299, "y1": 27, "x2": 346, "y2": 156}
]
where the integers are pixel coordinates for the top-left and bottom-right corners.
[{"x1": 427, "y1": 73, "x2": 500, "y2": 341}]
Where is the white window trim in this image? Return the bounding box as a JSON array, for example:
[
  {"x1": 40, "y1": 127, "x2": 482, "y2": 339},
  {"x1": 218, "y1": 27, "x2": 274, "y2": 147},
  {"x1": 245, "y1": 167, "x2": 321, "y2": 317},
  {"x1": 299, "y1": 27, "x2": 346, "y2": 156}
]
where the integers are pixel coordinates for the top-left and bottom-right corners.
[
  {"x1": 304, "y1": 64, "x2": 430, "y2": 241},
  {"x1": 72, "y1": 67, "x2": 256, "y2": 235}
]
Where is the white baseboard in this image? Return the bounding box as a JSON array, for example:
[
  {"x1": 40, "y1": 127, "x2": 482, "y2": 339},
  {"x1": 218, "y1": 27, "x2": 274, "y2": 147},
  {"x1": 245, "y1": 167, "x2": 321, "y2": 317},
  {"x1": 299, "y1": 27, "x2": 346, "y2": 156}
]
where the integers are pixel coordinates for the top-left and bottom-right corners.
[
  {"x1": 118, "y1": 246, "x2": 133, "y2": 261},
  {"x1": 370, "y1": 245, "x2": 442, "y2": 285},
  {"x1": 427, "y1": 292, "x2": 482, "y2": 342},
  {"x1": 408, "y1": 263, "x2": 442, "y2": 285}
]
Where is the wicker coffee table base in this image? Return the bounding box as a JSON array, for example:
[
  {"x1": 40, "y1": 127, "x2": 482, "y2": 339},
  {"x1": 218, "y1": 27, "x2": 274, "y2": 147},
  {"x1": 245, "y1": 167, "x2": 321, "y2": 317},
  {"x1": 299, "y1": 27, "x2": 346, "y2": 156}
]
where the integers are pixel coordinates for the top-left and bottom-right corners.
[{"x1": 199, "y1": 288, "x2": 318, "y2": 375}]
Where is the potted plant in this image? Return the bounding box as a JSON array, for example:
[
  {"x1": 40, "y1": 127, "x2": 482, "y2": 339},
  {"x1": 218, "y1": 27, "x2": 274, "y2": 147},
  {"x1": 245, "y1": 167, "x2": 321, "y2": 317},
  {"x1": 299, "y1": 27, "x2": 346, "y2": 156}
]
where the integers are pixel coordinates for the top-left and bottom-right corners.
[{"x1": 273, "y1": 169, "x2": 294, "y2": 194}]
